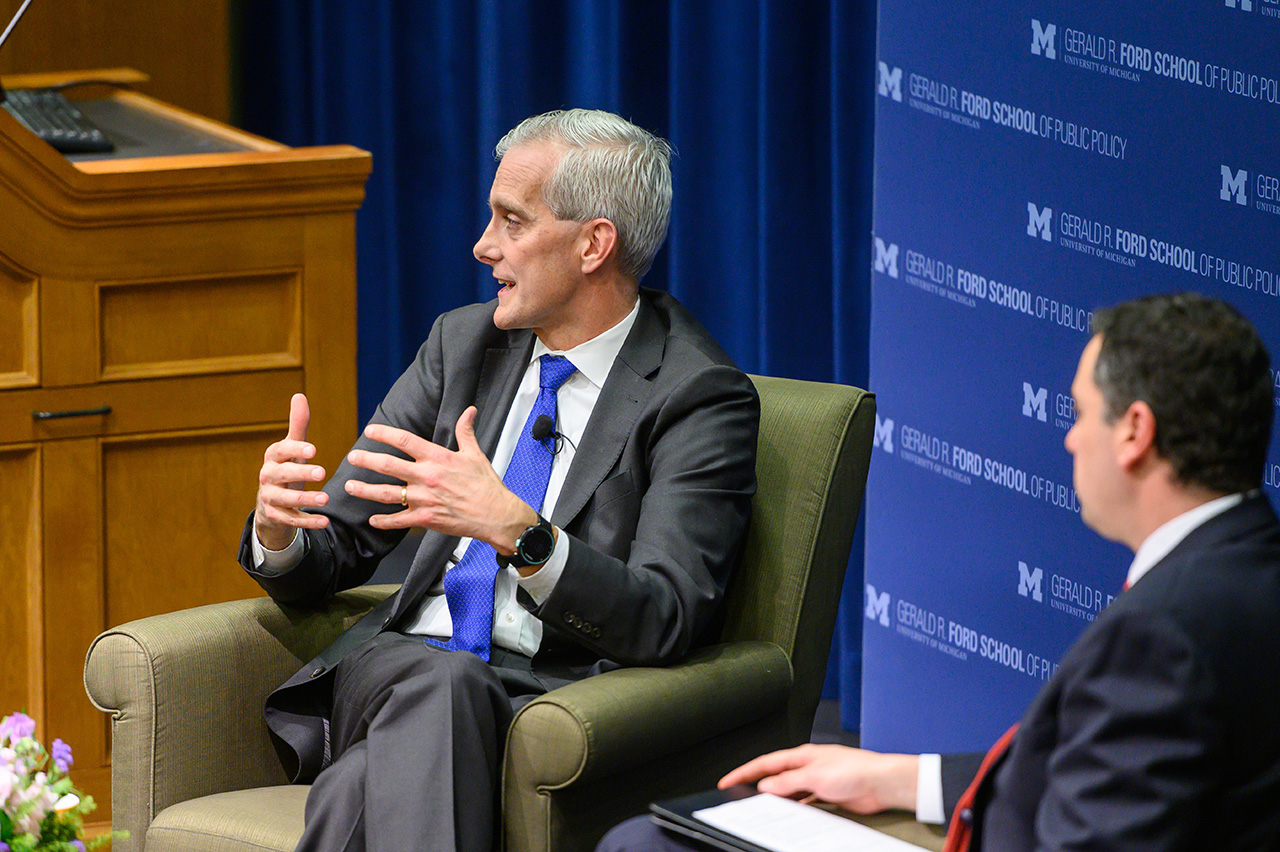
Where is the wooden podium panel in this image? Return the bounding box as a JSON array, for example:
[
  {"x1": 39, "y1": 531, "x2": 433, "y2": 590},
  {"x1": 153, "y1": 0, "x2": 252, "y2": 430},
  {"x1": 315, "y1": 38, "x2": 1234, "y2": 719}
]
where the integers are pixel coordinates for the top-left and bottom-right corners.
[{"x1": 0, "y1": 70, "x2": 371, "y2": 831}]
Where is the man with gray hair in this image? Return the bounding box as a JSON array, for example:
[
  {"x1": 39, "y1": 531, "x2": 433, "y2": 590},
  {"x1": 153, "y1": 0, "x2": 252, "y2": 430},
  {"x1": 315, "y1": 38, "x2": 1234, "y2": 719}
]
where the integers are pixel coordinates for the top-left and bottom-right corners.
[{"x1": 241, "y1": 109, "x2": 759, "y2": 852}]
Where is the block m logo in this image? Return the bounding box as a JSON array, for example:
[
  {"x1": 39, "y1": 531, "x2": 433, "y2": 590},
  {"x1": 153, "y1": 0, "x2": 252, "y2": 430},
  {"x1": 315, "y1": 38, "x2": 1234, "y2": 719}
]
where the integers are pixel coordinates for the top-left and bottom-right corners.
[
  {"x1": 1221, "y1": 165, "x2": 1248, "y2": 205},
  {"x1": 1018, "y1": 561, "x2": 1044, "y2": 602},
  {"x1": 1031, "y1": 20, "x2": 1057, "y2": 59},
  {"x1": 865, "y1": 584, "x2": 891, "y2": 626},
  {"x1": 1027, "y1": 203, "x2": 1052, "y2": 241},
  {"x1": 1022, "y1": 383, "x2": 1048, "y2": 422},
  {"x1": 873, "y1": 414, "x2": 895, "y2": 454},
  {"x1": 873, "y1": 237, "x2": 900, "y2": 278},
  {"x1": 877, "y1": 61, "x2": 903, "y2": 101},
  {"x1": 1225, "y1": 0, "x2": 1254, "y2": 11}
]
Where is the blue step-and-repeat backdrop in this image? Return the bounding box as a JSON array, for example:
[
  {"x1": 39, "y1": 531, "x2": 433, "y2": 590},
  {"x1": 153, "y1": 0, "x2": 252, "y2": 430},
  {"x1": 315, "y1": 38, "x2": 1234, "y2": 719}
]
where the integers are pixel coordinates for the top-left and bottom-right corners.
[{"x1": 864, "y1": 2, "x2": 1280, "y2": 753}]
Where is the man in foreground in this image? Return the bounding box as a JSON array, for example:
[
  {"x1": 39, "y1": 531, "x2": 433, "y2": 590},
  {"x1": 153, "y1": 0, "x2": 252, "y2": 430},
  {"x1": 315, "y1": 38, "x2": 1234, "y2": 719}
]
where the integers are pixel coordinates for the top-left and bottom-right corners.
[
  {"x1": 600, "y1": 292, "x2": 1280, "y2": 851},
  {"x1": 241, "y1": 109, "x2": 759, "y2": 852}
]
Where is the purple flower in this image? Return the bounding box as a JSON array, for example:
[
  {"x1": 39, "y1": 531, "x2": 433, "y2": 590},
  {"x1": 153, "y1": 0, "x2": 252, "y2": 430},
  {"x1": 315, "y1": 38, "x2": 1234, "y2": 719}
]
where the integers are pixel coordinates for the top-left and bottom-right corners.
[
  {"x1": 0, "y1": 842, "x2": 9, "y2": 852},
  {"x1": 72, "y1": 842, "x2": 86, "y2": 852},
  {"x1": 51, "y1": 738, "x2": 73, "y2": 772},
  {"x1": 0, "y1": 712, "x2": 36, "y2": 742}
]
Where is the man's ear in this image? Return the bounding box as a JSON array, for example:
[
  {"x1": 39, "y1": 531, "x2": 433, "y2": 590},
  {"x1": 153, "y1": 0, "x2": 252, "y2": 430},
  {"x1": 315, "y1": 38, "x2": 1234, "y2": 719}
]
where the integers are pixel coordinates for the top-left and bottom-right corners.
[
  {"x1": 579, "y1": 218, "x2": 618, "y2": 275},
  {"x1": 1115, "y1": 400, "x2": 1158, "y2": 470}
]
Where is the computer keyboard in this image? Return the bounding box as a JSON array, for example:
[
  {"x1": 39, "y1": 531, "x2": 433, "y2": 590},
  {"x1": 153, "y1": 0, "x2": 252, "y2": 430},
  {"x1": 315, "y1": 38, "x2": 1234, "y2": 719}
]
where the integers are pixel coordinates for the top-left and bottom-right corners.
[{"x1": 1, "y1": 87, "x2": 114, "y2": 154}]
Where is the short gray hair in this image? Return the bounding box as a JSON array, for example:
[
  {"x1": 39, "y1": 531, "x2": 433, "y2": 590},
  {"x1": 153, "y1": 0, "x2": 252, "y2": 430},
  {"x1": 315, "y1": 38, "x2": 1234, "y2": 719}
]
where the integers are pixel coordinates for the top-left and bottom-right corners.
[{"x1": 495, "y1": 109, "x2": 673, "y2": 282}]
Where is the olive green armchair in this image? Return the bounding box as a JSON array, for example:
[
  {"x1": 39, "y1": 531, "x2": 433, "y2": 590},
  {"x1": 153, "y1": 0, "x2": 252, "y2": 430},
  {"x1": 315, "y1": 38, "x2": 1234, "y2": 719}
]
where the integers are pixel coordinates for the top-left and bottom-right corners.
[{"x1": 85, "y1": 374, "x2": 875, "y2": 852}]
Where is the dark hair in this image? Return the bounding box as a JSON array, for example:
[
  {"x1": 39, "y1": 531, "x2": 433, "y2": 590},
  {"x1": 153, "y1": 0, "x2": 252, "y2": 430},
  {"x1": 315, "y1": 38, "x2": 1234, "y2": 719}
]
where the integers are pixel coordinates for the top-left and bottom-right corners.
[{"x1": 1091, "y1": 292, "x2": 1273, "y2": 494}]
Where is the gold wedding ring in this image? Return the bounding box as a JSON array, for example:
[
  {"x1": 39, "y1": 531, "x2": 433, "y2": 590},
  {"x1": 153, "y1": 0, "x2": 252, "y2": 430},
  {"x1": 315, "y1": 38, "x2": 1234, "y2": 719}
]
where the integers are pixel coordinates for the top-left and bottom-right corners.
[{"x1": 400, "y1": 486, "x2": 409, "y2": 507}]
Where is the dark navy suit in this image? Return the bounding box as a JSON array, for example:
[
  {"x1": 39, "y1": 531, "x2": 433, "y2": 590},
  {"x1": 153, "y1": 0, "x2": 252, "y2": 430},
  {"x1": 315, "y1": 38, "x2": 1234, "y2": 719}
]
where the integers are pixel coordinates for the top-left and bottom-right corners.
[
  {"x1": 600, "y1": 494, "x2": 1280, "y2": 852},
  {"x1": 953, "y1": 493, "x2": 1280, "y2": 851}
]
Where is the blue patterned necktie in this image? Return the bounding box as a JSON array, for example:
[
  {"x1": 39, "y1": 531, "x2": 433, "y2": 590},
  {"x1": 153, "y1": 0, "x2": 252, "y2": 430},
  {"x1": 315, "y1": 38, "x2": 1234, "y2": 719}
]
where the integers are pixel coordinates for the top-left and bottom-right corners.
[{"x1": 429, "y1": 354, "x2": 577, "y2": 661}]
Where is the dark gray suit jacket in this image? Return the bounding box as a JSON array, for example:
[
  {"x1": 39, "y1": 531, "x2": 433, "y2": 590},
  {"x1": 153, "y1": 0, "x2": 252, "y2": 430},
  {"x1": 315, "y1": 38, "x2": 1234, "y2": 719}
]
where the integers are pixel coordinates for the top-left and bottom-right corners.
[
  {"x1": 944, "y1": 494, "x2": 1280, "y2": 852},
  {"x1": 238, "y1": 288, "x2": 759, "y2": 783}
]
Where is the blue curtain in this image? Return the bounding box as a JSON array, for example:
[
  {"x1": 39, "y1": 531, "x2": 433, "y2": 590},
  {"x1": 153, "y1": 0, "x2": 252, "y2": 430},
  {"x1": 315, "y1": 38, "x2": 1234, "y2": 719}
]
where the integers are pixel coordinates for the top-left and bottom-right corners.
[{"x1": 234, "y1": 0, "x2": 874, "y2": 731}]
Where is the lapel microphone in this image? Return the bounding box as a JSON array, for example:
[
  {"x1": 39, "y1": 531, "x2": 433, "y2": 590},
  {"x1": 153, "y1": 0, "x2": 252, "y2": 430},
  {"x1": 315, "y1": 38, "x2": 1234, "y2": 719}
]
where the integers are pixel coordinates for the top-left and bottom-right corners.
[{"x1": 531, "y1": 415, "x2": 576, "y2": 454}]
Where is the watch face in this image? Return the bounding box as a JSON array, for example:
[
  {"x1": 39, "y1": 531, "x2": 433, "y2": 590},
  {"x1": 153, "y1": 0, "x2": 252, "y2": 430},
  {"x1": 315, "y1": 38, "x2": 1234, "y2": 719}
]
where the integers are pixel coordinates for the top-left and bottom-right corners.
[{"x1": 517, "y1": 522, "x2": 555, "y2": 565}]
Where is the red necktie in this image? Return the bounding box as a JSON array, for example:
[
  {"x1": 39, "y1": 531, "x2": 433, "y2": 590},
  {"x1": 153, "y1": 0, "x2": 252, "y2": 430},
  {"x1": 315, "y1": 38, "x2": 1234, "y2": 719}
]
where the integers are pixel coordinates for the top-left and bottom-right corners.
[
  {"x1": 941, "y1": 723, "x2": 1020, "y2": 852},
  {"x1": 942, "y1": 579, "x2": 1124, "y2": 851}
]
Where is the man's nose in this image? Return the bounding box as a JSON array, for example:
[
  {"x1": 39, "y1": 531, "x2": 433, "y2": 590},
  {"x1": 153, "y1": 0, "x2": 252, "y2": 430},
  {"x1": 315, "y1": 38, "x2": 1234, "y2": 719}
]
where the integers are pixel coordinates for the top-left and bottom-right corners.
[{"x1": 474, "y1": 220, "x2": 499, "y2": 264}]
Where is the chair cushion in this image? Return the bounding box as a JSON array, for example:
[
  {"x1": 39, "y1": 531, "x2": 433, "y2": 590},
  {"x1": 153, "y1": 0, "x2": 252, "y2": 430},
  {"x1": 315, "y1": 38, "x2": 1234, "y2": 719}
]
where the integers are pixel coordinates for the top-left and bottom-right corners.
[{"x1": 145, "y1": 786, "x2": 308, "y2": 852}]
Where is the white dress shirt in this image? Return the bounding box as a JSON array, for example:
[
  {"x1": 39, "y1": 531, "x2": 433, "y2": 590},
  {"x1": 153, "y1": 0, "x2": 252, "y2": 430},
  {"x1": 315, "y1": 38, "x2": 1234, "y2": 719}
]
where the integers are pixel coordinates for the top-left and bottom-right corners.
[
  {"x1": 914, "y1": 491, "x2": 1248, "y2": 824},
  {"x1": 1124, "y1": 491, "x2": 1245, "y2": 588},
  {"x1": 253, "y1": 299, "x2": 640, "y2": 658}
]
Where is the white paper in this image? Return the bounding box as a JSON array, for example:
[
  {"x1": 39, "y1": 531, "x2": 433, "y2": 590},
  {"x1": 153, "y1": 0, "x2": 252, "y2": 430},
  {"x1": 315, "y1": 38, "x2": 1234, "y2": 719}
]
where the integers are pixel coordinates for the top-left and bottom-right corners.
[{"x1": 693, "y1": 793, "x2": 932, "y2": 852}]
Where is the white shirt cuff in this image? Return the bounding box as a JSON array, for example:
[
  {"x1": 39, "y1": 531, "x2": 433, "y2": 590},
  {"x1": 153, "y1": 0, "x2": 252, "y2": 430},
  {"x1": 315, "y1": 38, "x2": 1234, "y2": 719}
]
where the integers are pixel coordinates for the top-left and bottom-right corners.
[
  {"x1": 250, "y1": 526, "x2": 306, "y2": 576},
  {"x1": 915, "y1": 753, "x2": 946, "y2": 824},
  {"x1": 514, "y1": 527, "x2": 570, "y2": 604}
]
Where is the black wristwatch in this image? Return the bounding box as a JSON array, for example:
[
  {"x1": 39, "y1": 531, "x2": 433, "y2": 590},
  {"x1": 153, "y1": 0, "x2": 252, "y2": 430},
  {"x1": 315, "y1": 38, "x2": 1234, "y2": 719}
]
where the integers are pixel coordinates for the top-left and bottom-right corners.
[{"x1": 500, "y1": 515, "x2": 556, "y2": 570}]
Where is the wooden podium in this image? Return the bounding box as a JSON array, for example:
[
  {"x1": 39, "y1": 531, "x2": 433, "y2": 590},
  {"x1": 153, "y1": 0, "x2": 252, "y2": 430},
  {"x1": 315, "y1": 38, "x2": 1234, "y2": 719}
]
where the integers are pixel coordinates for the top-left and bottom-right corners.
[{"x1": 0, "y1": 71, "x2": 371, "y2": 828}]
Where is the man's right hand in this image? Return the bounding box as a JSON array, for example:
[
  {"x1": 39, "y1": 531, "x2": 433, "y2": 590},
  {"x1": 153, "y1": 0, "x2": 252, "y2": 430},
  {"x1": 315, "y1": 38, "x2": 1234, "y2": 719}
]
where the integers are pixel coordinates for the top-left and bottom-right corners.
[{"x1": 254, "y1": 393, "x2": 330, "y2": 550}]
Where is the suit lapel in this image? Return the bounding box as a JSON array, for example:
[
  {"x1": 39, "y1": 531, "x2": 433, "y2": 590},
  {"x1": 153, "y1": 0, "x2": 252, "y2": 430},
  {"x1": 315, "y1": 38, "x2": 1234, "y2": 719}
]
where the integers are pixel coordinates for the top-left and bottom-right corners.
[
  {"x1": 474, "y1": 333, "x2": 536, "y2": 453},
  {"x1": 552, "y1": 297, "x2": 663, "y2": 527},
  {"x1": 392, "y1": 330, "x2": 535, "y2": 621},
  {"x1": 1150, "y1": 493, "x2": 1275, "y2": 575}
]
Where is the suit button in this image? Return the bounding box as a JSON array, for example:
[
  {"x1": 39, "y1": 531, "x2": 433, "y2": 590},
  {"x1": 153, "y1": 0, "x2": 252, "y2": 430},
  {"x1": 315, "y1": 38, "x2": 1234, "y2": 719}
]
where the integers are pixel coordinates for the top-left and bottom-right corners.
[
  {"x1": 592, "y1": 627, "x2": 601, "y2": 638},
  {"x1": 309, "y1": 667, "x2": 325, "y2": 679},
  {"x1": 960, "y1": 808, "x2": 973, "y2": 825}
]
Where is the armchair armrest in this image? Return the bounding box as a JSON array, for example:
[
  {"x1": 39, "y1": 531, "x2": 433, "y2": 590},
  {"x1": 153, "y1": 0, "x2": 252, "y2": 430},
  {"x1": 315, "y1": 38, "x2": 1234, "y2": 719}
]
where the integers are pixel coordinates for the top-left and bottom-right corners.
[
  {"x1": 503, "y1": 641, "x2": 792, "y2": 852},
  {"x1": 83, "y1": 586, "x2": 396, "y2": 852},
  {"x1": 507, "y1": 641, "x2": 791, "y2": 787}
]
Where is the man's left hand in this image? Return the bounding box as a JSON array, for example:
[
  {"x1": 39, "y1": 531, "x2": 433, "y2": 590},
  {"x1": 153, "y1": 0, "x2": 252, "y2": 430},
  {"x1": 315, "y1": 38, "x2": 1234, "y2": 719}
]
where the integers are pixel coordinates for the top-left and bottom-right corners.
[
  {"x1": 717, "y1": 744, "x2": 919, "y2": 815},
  {"x1": 344, "y1": 407, "x2": 536, "y2": 554}
]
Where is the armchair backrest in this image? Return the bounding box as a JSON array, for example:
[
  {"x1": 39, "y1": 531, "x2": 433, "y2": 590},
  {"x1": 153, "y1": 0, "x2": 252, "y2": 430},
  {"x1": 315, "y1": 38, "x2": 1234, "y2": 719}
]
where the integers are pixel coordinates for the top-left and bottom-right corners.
[{"x1": 719, "y1": 374, "x2": 875, "y2": 741}]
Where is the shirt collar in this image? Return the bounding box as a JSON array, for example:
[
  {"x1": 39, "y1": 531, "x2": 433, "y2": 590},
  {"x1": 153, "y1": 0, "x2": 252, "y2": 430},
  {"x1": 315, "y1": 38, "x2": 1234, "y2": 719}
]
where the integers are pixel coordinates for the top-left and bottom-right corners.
[
  {"x1": 530, "y1": 297, "x2": 640, "y2": 389},
  {"x1": 1126, "y1": 491, "x2": 1249, "y2": 588}
]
